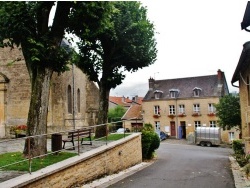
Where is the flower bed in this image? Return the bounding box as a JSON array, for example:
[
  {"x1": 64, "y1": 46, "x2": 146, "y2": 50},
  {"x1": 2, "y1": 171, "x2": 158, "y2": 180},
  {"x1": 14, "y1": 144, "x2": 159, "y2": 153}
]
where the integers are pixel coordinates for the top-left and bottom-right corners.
[{"x1": 10, "y1": 125, "x2": 27, "y2": 137}]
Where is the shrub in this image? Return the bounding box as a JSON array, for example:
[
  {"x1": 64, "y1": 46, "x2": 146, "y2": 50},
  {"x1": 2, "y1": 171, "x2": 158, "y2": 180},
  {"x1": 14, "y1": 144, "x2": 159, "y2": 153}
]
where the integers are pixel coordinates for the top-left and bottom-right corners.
[
  {"x1": 141, "y1": 123, "x2": 160, "y2": 159},
  {"x1": 232, "y1": 140, "x2": 244, "y2": 155}
]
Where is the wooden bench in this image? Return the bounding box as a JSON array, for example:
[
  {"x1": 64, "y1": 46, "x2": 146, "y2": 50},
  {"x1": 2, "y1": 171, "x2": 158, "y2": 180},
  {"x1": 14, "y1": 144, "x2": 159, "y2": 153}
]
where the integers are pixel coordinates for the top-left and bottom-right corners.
[{"x1": 62, "y1": 128, "x2": 92, "y2": 150}]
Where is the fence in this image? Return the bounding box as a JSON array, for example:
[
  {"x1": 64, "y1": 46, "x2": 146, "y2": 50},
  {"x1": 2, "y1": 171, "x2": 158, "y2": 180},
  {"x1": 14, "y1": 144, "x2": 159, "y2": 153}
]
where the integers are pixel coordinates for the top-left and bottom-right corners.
[{"x1": 0, "y1": 121, "x2": 128, "y2": 175}]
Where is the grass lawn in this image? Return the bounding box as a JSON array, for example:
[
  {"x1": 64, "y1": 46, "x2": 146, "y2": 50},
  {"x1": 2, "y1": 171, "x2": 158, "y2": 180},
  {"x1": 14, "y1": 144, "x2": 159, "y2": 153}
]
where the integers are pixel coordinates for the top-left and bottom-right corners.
[{"x1": 0, "y1": 152, "x2": 77, "y2": 172}]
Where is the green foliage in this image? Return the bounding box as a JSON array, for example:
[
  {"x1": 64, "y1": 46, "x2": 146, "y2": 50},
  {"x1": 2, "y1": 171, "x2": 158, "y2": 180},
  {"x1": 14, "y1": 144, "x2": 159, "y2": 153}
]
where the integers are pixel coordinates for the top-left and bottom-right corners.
[
  {"x1": 108, "y1": 105, "x2": 126, "y2": 130},
  {"x1": 108, "y1": 105, "x2": 126, "y2": 122},
  {"x1": 215, "y1": 94, "x2": 241, "y2": 130},
  {"x1": 0, "y1": 1, "x2": 73, "y2": 74},
  {"x1": 143, "y1": 123, "x2": 154, "y2": 132},
  {"x1": 72, "y1": 1, "x2": 157, "y2": 89},
  {"x1": 141, "y1": 123, "x2": 160, "y2": 159},
  {"x1": 232, "y1": 140, "x2": 248, "y2": 167},
  {"x1": 232, "y1": 140, "x2": 244, "y2": 155}
]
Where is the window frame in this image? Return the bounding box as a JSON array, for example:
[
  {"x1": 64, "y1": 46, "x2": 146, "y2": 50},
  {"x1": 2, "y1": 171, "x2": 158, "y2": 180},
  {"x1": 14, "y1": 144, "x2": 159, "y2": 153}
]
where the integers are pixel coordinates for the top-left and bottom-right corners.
[
  {"x1": 154, "y1": 105, "x2": 160, "y2": 115},
  {"x1": 169, "y1": 105, "x2": 175, "y2": 115}
]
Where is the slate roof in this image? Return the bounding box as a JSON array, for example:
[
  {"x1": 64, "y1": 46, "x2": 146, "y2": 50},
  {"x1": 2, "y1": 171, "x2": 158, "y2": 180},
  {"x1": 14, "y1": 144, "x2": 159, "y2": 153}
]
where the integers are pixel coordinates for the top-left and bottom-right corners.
[
  {"x1": 232, "y1": 41, "x2": 250, "y2": 84},
  {"x1": 144, "y1": 73, "x2": 227, "y2": 100}
]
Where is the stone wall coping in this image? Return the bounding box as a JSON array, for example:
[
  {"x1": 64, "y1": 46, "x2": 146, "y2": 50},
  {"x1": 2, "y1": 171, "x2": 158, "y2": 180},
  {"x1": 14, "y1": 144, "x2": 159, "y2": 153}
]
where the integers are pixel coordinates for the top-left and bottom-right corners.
[{"x1": 0, "y1": 133, "x2": 141, "y2": 188}]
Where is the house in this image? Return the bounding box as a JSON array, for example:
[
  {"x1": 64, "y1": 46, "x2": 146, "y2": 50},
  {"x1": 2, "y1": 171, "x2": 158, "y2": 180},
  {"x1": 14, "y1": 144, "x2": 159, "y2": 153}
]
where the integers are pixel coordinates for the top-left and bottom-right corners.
[
  {"x1": 0, "y1": 46, "x2": 99, "y2": 138},
  {"x1": 109, "y1": 95, "x2": 143, "y2": 109},
  {"x1": 231, "y1": 1, "x2": 250, "y2": 152},
  {"x1": 142, "y1": 70, "x2": 240, "y2": 143},
  {"x1": 109, "y1": 95, "x2": 143, "y2": 131}
]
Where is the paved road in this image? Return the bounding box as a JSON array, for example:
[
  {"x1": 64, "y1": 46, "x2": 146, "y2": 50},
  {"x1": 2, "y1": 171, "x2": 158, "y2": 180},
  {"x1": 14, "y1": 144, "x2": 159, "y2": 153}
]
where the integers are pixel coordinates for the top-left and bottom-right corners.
[{"x1": 108, "y1": 141, "x2": 234, "y2": 188}]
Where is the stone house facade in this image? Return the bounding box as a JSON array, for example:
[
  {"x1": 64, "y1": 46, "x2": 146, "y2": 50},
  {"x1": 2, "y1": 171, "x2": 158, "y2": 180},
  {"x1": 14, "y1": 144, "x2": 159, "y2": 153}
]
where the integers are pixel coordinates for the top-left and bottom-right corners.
[
  {"x1": 0, "y1": 47, "x2": 99, "y2": 138},
  {"x1": 142, "y1": 70, "x2": 240, "y2": 143},
  {"x1": 232, "y1": 41, "x2": 250, "y2": 152}
]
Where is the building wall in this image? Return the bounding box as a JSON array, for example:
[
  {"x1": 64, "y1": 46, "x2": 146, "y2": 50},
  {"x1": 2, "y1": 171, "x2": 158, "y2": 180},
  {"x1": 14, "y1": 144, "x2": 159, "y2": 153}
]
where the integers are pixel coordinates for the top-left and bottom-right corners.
[
  {"x1": 0, "y1": 47, "x2": 99, "y2": 137},
  {"x1": 142, "y1": 96, "x2": 238, "y2": 143},
  {"x1": 238, "y1": 65, "x2": 250, "y2": 152}
]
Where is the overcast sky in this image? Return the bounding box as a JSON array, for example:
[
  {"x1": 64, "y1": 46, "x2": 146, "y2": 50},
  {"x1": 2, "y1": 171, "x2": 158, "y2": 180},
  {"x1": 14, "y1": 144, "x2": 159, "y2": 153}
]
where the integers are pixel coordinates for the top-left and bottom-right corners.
[{"x1": 110, "y1": 0, "x2": 250, "y2": 97}]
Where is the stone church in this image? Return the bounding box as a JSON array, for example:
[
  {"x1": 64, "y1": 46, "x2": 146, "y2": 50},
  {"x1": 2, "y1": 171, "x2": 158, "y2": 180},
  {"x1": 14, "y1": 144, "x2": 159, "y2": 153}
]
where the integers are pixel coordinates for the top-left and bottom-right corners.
[{"x1": 0, "y1": 47, "x2": 99, "y2": 138}]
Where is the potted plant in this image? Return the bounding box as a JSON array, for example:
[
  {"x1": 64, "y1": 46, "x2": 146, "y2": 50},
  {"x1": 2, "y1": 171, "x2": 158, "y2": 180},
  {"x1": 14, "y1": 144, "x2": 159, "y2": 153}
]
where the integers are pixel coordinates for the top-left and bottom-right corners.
[
  {"x1": 153, "y1": 114, "x2": 160, "y2": 118},
  {"x1": 207, "y1": 112, "x2": 216, "y2": 116},
  {"x1": 178, "y1": 113, "x2": 186, "y2": 117},
  {"x1": 168, "y1": 114, "x2": 175, "y2": 119},
  {"x1": 192, "y1": 112, "x2": 201, "y2": 117}
]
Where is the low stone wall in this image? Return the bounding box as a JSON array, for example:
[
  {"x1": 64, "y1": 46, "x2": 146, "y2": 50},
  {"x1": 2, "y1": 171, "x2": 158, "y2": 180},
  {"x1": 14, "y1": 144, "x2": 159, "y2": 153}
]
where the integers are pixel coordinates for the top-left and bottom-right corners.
[{"x1": 1, "y1": 133, "x2": 142, "y2": 188}]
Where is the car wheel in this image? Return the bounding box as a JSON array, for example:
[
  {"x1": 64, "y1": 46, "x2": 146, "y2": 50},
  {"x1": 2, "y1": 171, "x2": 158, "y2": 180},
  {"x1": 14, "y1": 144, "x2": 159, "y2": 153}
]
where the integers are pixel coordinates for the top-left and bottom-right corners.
[
  {"x1": 206, "y1": 142, "x2": 212, "y2": 147},
  {"x1": 200, "y1": 141, "x2": 206, "y2": 147}
]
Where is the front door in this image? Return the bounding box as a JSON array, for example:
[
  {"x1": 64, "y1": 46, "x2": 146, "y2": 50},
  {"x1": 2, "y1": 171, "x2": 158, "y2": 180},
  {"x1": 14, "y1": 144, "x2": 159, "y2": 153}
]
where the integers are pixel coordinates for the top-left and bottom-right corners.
[
  {"x1": 180, "y1": 121, "x2": 186, "y2": 139},
  {"x1": 170, "y1": 121, "x2": 176, "y2": 136}
]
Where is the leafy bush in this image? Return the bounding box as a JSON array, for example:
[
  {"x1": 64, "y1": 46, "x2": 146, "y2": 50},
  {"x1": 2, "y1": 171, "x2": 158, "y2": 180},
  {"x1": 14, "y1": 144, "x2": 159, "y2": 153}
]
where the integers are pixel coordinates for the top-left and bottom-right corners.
[
  {"x1": 141, "y1": 123, "x2": 160, "y2": 159},
  {"x1": 232, "y1": 140, "x2": 244, "y2": 155}
]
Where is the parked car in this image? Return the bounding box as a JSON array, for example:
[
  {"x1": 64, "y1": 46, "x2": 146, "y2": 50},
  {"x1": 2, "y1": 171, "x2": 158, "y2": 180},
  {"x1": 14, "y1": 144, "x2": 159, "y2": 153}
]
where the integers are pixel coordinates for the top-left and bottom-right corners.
[
  {"x1": 158, "y1": 131, "x2": 168, "y2": 141},
  {"x1": 116, "y1": 128, "x2": 130, "y2": 133}
]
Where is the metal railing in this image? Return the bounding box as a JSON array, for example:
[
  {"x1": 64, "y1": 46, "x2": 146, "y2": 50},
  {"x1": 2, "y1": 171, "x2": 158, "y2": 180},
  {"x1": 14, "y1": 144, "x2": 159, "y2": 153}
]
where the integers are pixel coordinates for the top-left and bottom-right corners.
[{"x1": 0, "y1": 121, "x2": 128, "y2": 174}]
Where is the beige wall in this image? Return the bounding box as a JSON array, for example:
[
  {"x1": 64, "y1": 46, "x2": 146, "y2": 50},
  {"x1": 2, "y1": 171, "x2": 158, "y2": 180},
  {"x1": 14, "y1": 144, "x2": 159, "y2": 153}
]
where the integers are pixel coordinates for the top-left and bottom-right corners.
[
  {"x1": 142, "y1": 97, "x2": 239, "y2": 143},
  {"x1": 238, "y1": 65, "x2": 250, "y2": 152},
  {"x1": 0, "y1": 47, "x2": 99, "y2": 137},
  {"x1": 0, "y1": 134, "x2": 142, "y2": 188}
]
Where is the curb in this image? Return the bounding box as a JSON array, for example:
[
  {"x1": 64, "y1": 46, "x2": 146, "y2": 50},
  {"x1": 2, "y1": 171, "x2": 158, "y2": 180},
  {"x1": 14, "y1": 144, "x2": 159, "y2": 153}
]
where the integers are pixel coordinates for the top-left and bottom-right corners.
[
  {"x1": 82, "y1": 162, "x2": 153, "y2": 188},
  {"x1": 229, "y1": 156, "x2": 250, "y2": 188}
]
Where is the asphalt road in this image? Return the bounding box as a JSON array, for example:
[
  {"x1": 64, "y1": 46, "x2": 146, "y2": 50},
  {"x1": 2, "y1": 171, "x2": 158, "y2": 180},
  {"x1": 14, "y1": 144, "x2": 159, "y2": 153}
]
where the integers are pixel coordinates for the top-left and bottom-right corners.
[{"x1": 108, "y1": 142, "x2": 235, "y2": 188}]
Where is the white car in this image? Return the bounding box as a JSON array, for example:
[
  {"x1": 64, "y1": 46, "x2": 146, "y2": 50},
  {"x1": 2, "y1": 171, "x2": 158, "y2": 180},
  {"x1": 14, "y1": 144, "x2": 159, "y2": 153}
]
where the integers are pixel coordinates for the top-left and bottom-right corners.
[{"x1": 116, "y1": 128, "x2": 130, "y2": 133}]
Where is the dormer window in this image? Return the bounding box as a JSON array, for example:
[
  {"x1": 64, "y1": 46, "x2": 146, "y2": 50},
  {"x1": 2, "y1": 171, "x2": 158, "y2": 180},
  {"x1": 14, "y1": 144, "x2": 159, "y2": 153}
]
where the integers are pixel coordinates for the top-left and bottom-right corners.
[
  {"x1": 169, "y1": 89, "x2": 179, "y2": 98},
  {"x1": 154, "y1": 90, "x2": 163, "y2": 99},
  {"x1": 193, "y1": 87, "x2": 202, "y2": 97}
]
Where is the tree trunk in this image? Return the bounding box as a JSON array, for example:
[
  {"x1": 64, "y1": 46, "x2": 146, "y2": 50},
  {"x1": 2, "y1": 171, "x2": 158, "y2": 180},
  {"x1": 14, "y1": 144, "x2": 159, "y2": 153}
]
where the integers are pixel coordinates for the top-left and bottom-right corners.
[
  {"x1": 95, "y1": 81, "x2": 110, "y2": 138},
  {"x1": 23, "y1": 66, "x2": 53, "y2": 157}
]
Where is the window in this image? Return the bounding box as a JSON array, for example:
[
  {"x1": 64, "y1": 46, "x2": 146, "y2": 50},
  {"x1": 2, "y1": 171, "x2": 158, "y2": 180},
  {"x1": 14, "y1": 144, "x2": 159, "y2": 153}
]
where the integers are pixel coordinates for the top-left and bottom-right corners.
[
  {"x1": 208, "y1": 103, "x2": 216, "y2": 113},
  {"x1": 193, "y1": 104, "x2": 200, "y2": 113},
  {"x1": 154, "y1": 90, "x2": 163, "y2": 99},
  {"x1": 77, "y1": 88, "x2": 80, "y2": 113},
  {"x1": 209, "y1": 121, "x2": 216, "y2": 127},
  {"x1": 155, "y1": 121, "x2": 160, "y2": 131},
  {"x1": 194, "y1": 121, "x2": 201, "y2": 127},
  {"x1": 179, "y1": 104, "x2": 185, "y2": 114},
  {"x1": 169, "y1": 89, "x2": 179, "y2": 98},
  {"x1": 193, "y1": 87, "x2": 202, "y2": 97},
  {"x1": 169, "y1": 105, "x2": 175, "y2": 115},
  {"x1": 229, "y1": 132, "x2": 235, "y2": 141},
  {"x1": 154, "y1": 105, "x2": 160, "y2": 115},
  {"x1": 67, "y1": 85, "x2": 72, "y2": 114}
]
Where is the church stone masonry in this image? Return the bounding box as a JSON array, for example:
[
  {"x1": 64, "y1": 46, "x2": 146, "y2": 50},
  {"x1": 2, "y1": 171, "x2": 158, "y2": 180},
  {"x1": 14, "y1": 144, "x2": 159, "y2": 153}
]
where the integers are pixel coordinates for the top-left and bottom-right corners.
[{"x1": 0, "y1": 47, "x2": 99, "y2": 138}]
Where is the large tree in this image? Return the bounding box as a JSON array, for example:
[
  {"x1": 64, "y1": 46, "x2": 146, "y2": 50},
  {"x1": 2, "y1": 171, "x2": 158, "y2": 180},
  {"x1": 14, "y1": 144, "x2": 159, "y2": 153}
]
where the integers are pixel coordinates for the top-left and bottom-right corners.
[
  {"x1": 0, "y1": 1, "x2": 110, "y2": 157},
  {"x1": 215, "y1": 94, "x2": 241, "y2": 131},
  {"x1": 70, "y1": 1, "x2": 157, "y2": 137}
]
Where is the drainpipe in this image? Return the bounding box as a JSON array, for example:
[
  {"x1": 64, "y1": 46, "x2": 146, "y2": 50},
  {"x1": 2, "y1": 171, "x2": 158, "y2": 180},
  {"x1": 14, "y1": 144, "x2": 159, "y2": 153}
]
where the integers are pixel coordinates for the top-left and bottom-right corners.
[{"x1": 72, "y1": 64, "x2": 76, "y2": 129}]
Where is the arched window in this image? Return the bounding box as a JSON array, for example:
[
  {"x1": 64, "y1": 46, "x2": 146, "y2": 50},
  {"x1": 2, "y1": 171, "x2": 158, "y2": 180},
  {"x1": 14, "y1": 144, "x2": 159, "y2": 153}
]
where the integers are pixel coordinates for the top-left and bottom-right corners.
[
  {"x1": 68, "y1": 85, "x2": 72, "y2": 114},
  {"x1": 77, "y1": 88, "x2": 80, "y2": 113}
]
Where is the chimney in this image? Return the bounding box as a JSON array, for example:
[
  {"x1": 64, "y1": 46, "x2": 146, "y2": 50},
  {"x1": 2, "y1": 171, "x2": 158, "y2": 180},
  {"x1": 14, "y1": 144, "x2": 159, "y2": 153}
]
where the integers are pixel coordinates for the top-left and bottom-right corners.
[
  {"x1": 149, "y1": 77, "x2": 155, "y2": 91},
  {"x1": 217, "y1": 69, "x2": 222, "y2": 84},
  {"x1": 122, "y1": 96, "x2": 125, "y2": 102}
]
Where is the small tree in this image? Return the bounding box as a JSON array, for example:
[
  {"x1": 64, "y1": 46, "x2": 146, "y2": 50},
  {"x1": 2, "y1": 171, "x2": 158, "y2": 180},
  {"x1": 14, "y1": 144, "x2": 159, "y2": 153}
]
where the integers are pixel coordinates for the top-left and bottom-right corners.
[
  {"x1": 108, "y1": 105, "x2": 126, "y2": 131},
  {"x1": 215, "y1": 94, "x2": 241, "y2": 131}
]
